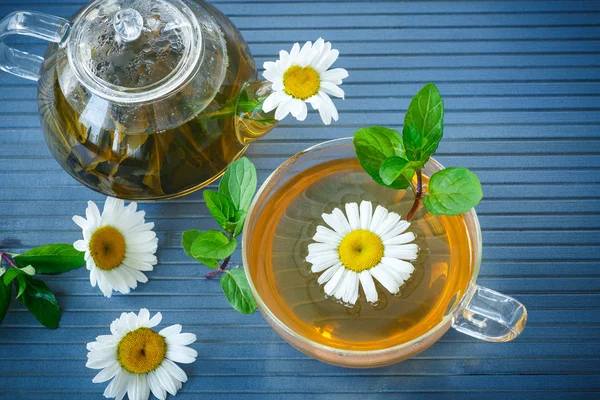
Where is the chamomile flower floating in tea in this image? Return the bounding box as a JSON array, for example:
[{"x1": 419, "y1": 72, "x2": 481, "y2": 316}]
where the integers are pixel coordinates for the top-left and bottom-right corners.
[
  {"x1": 86, "y1": 308, "x2": 197, "y2": 400},
  {"x1": 262, "y1": 38, "x2": 348, "y2": 125},
  {"x1": 73, "y1": 198, "x2": 158, "y2": 298},
  {"x1": 307, "y1": 201, "x2": 418, "y2": 305}
]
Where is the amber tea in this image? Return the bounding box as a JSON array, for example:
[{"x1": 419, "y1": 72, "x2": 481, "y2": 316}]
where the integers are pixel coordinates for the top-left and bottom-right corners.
[{"x1": 247, "y1": 158, "x2": 474, "y2": 351}]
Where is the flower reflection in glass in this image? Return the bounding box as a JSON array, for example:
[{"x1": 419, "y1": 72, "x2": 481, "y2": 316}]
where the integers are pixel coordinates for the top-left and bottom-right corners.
[{"x1": 307, "y1": 201, "x2": 418, "y2": 305}]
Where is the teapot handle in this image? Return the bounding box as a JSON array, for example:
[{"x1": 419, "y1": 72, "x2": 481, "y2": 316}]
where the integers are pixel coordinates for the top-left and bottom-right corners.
[
  {"x1": 452, "y1": 285, "x2": 527, "y2": 342},
  {"x1": 0, "y1": 11, "x2": 69, "y2": 81}
]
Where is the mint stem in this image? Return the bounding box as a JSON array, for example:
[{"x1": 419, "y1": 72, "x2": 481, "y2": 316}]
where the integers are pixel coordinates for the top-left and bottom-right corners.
[
  {"x1": 205, "y1": 256, "x2": 231, "y2": 279},
  {"x1": 406, "y1": 170, "x2": 423, "y2": 221},
  {"x1": 204, "y1": 232, "x2": 234, "y2": 279},
  {"x1": 0, "y1": 250, "x2": 18, "y2": 269}
]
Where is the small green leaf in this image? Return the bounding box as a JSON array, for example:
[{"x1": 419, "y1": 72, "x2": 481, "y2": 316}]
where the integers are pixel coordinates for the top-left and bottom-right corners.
[
  {"x1": 223, "y1": 210, "x2": 247, "y2": 237},
  {"x1": 204, "y1": 190, "x2": 236, "y2": 231},
  {"x1": 14, "y1": 275, "x2": 26, "y2": 299},
  {"x1": 219, "y1": 157, "x2": 257, "y2": 212},
  {"x1": 232, "y1": 211, "x2": 247, "y2": 237},
  {"x1": 354, "y1": 126, "x2": 410, "y2": 189},
  {"x1": 181, "y1": 230, "x2": 220, "y2": 269},
  {"x1": 0, "y1": 279, "x2": 11, "y2": 324},
  {"x1": 379, "y1": 157, "x2": 421, "y2": 186},
  {"x1": 13, "y1": 244, "x2": 85, "y2": 275},
  {"x1": 18, "y1": 275, "x2": 60, "y2": 329},
  {"x1": 422, "y1": 167, "x2": 483, "y2": 216},
  {"x1": 220, "y1": 268, "x2": 257, "y2": 314},
  {"x1": 191, "y1": 230, "x2": 237, "y2": 260},
  {"x1": 2, "y1": 267, "x2": 27, "y2": 286},
  {"x1": 403, "y1": 83, "x2": 444, "y2": 164}
]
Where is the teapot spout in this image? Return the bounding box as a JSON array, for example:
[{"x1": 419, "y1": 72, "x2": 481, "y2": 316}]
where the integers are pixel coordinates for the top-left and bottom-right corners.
[{"x1": 235, "y1": 80, "x2": 279, "y2": 145}]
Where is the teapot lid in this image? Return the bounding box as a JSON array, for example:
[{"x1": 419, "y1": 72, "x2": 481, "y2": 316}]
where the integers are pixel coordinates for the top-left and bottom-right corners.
[{"x1": 67, "y1": 0, "x2": 203, "y2": 103}]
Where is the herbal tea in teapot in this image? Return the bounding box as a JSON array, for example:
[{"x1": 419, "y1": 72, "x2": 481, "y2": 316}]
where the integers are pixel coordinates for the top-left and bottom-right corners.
[{"x1": 36, "y1": 0, "x2": 263, "y2": 200}]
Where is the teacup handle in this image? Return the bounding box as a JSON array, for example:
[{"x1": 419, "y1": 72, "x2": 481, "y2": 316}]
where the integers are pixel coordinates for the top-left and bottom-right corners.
[
  {"x1": 452, "y1": 285, "x2": 527, "y2": 342},
  {"x1": 0, "y1": 11, "x2": 69, "y2": 81}
]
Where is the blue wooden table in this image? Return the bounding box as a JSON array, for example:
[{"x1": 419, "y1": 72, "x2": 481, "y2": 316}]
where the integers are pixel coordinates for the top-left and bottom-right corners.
[{"x1": 1, "y1": 0, "x2": 599, "y2": 398}]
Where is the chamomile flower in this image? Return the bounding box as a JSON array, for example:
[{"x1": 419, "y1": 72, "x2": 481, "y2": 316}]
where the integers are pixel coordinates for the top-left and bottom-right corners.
[
  {"x1": 307, "y1": 201, "x2": 418, "y2": 305},
  {"x1": 73, "y1": 198, "x2": 158, "y2": 298},
  {"x1": 262, "y1": 37, "x2": 348, "y2": 125},
  {"x1": 86, "y1": 309, "x2": 197, "y2": 400}
]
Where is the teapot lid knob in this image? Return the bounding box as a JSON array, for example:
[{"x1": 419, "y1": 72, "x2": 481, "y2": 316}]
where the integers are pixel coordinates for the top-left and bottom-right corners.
[{"x1": 113, "y1": 8, "x2": 144, "y2": 43}]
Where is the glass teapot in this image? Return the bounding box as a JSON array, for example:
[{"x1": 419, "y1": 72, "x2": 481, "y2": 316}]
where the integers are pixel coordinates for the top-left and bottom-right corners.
[{"x1": 0, "y1": 0, "x2": 278, "y2": 200}]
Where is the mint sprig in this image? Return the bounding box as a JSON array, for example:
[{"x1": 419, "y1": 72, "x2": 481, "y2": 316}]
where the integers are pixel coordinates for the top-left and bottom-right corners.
[
  {"x1": 182, "y1": 157, "x2": 258, "y2": 314},
  {"x1": 0, "y1": 244, "x2": 85, "y2": 328},
  {"x1": 354, "y1": 83, "x2": 483, "y2": 219}
]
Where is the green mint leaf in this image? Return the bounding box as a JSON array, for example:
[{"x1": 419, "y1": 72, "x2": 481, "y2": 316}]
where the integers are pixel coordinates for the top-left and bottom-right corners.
[
  {"x1": 353, "y1": 126, "x2": 409, "y2": 189},
  {"x1": 233, "y1": 211, "x2": 247, "y2": 237},
  {"x1": 0, "y1": 279, "x2": 11, "y2": 324},
  {"x1": 403, "y1": 83, "x2": 444, "y2": 164},
  {"x1": 379, "y1": 157, "x2": 421, "y2": 186},
  {"x1": 2, "y1": 267, "x2": 27, "y2": 286},
  {"x1": 13, "y1": 244, "x2": 85, "y2": 274},
  {"x1": 220, "y1": 268, "x2": 257, "y2": 314},
  {"x1": 218, "y1": 157, "x2": 257, "y2": 212},
  {"x1": 223, "y1": 210, "x2": 247, "y2": 237},
  {"x1": 181, "y1": 230, "x2": 220, "y2": 269},
  {"x1": 204, "y1": 190, "x2": 237, "y2": 233},
  {"x1": 191, "y1": 230, "x2": 237, "y2": 260},
  {"x1": 18, "y1": 275, "x2": 60, "y2": 329},
  {"x1": 422, "y1": 167, "x2": 483, "y2": 216},
  {"x1": 15, "y1": 275, "x2": 27, "y2": 299}
]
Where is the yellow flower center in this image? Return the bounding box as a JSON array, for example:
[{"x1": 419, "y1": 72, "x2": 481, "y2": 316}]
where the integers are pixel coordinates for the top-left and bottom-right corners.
[
  {"x1": 89, "y1": 226, "x2": 126, "y2": 271},
  {"x1": 338, "y1": 229, "x2": 384, "y2": 272},
  {"x1": 117, "y1": 327, "x2": 167, "y2": 374},
  {"x1": 283, "y1": 65, "x2": 320, "y2": 100}
]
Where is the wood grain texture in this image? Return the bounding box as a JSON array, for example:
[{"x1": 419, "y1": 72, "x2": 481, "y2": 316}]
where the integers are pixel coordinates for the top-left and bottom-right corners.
[{"x1": 0, "y1": 0, "x2": 599, "y2": 398}]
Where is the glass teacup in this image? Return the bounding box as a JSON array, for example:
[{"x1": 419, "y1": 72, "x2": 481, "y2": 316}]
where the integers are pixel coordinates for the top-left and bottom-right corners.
[{"x1": 242, "y1": 138, "x2": 527, "y2": 368}]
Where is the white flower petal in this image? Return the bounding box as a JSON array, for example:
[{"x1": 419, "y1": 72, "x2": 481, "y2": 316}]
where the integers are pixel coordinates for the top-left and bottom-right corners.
[
  {"x1": 383, "y1": 232, "x2": 415, "y2": 246},
  {"x1": 307, "y1": 242, "x2": 337, "y2": 254},
  {"x1": 324, "y1": 265, "x2": 345, "y2": 296},
  {"x1": 167, "y1": 344, "x2": 198, "y2": 364},
  {"x1": 73, "y1": 239, "x2": 87, "y2": 252},
  {"x1": 358, "y1": 201, "x2": 373, "y2": 229},
  {"x1": 275, "y1": 96, "x2": 295, "y2": 121},
  {"x1": 374, "y1": 212, "x2": 401, "y2": 237},
  {"x1": 380, "y1": 257, "x2": 415, "y2": 280},
  {"x1": 262, "y1": 91, "x2": 285, "y2": 113},
  {"x1": 148, "y1": 371, "x2": 167, "y2": 400},
  {"x1": 320, "y1": 68, "x2": 349, "y2": 84},
  {"x1": 159, "y1": 324, "x2": 182, "y2": 338},
  {"x1": 320, "y1": 81, "x2": 345, "y2": 99},
  {"x1": 322, "y1": 210, "x2": 350, "y2": 235},
  {"x1": 317, "y1": 262, "x2": 342, "y2": 284},
  {"x1": 369, "y1": 205, "x2": 389, "y2": 232},
  {"x1": 342, "y1": 271, "x2": 359, "y2": 304},
  {"x1": 167, "y1": 332, "x2": 197, "y2": 346},
  {"x1": 344, "y1": 202, "x2": 360, "y2": 230},
  {"x1": 359, "y1": 270, "x2": 378, "y2": 303},
  {"x1": 148, "y1": 311, "x2": 162, "y2": 328},
  {"x1": 383, "y1": 244, "x2": 419, "y2": 260},
  {"x1": 333, "y1": 269, "x2": 349, "y2": 300},
  {"x1": 313, "y1": 225, "x2": 344, "y2": 242},
  {"x1": 370, "y1": 264, "x2": 400, "y2": 294},
  {"x1": 163, "y1": 359, "x2": 188, "y2": 383}
]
